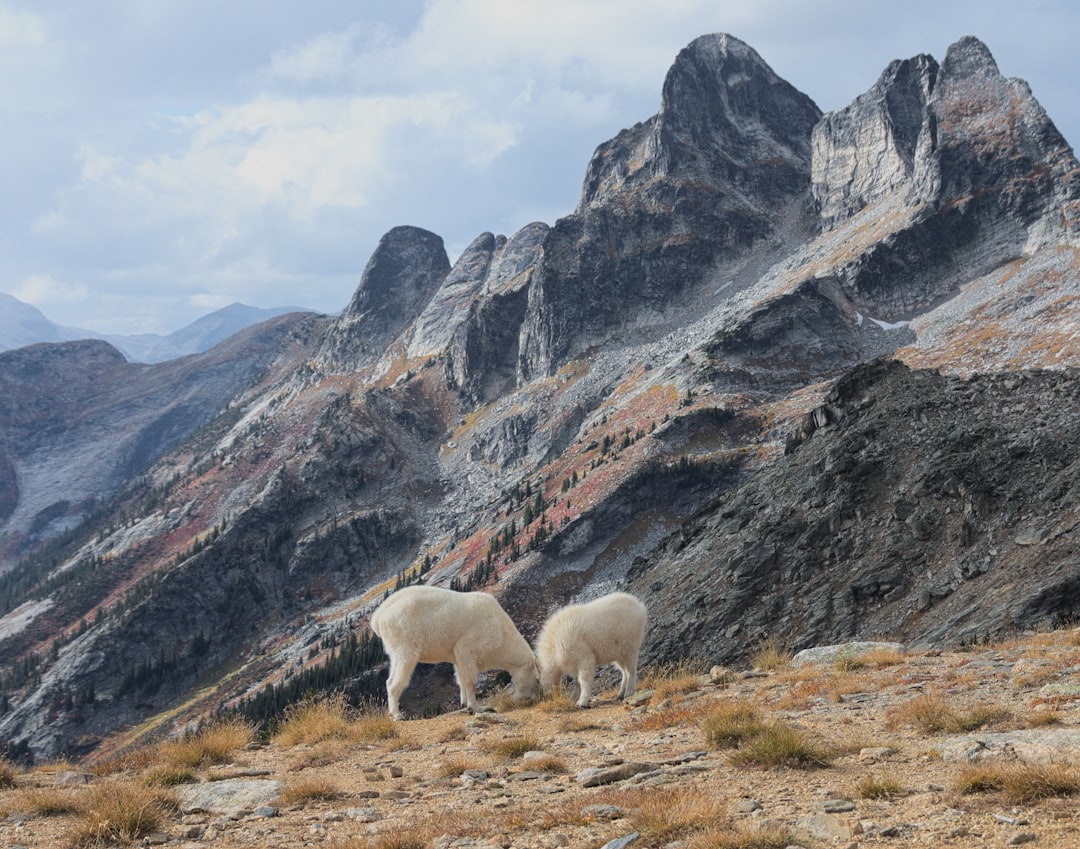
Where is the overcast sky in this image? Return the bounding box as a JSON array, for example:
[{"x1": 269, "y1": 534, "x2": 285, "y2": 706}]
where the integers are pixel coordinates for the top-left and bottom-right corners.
[{"x1": 2, "y1": 0, "x2": 1078, "y2": 335}]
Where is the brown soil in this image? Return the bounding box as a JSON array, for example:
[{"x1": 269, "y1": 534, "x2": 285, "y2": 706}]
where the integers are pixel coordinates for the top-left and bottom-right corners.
[{"x1": 2, "y1": 633, "x2": 1079, "y2": 848}]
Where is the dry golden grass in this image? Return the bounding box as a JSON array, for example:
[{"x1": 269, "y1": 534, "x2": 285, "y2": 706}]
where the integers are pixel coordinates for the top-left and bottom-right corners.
[
  {"x1": 537, "y1": 689, "x2": 579, "y2": 713},
  {"x1": 10, "y1": 785, "x2": 84, "y2": 816},
  {"x1": 0, "y1": 760, "x2": 17, "y2": 789},
  {"x1": 619, "y1": 786, "x2": 728, "y2": 843},
  {"x1": 329, "y1": 811, "x2": 472, "y2": 849},
  {"x1": 155, "y1": 717, "x2": 255, "y2": 769},
  {"x1": 955, "y1": 762, "x2": 1080, "y2": 804},
  {"x1": 726, "y1": 722, "x2": 832, "y2": 769},
  {"x1": 627, "y1": 698, "x2": 714, "y2": 732},
  {"x1": 522, "y1": 753, "x2": 567, "y2": 773},
  {"x1": 66, "y1": 780, "x2": 173, "y2": 847},
  {"x1": 688, "y1": 824, "x2": 800, "y2": 849},
  {"x1": 640, "y1": 659, "x2": 707, "y2": 700},
  {"x1": 491, "y1": 689, "x2": 530, "y2": 713},
  {"x1": 833, "y1": 646, "x2": 905, "y2": 671},
  {"x1": 280, "y1": 775, "x2": 347, "y2": 805},
  {"x1": 437, "y1": 754, "x2": 485, "y2": 778},
  {"x1": 274, "y1": 694, "x2": 354, "y2": 746},
  {"x1": 484, "y1": 735, "x2": 542, "y2": 759},
  {"x1": 750, "y1": 637, "x2": 791, "y2": 671},
  {"x1": 771, "y1": 678, "x2": 827, "y2": 710},
  {"x1": 701, "y1": 700, "x2": 767, "y2": 749},
  {"x1": 87, "y1": 746, "x2": 157, "y2": 777},
  {"x1": 854, "y1": 772, "x2": 906, "y2": 799},
  {"x1": 556, "y1": 714, "x2": 607, "y2": 733},
  {"x1": 1026, "y1": 707, "x2": 1064, "y2": 727},
  {"x1": 349, "y1": 710, "x2": 400, "y2": 742},
  {"x1": 143, "y1": 765, "x2": 197, "y2": 787},
  {"x1": 885, "y1": 694, "x2": 1012, "y2": 734}
]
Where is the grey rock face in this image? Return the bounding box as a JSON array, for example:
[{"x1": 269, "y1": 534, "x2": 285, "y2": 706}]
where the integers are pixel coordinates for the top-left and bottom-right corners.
[
  {"x1": 519, "y1": 34, "x2": 822, "y2": 380},
  {"x1": 408, "y1": 232, "x2": 500, "y2": 360},
  {"x1": 405, "y1": 222, "x2": 548, "y2": 405},
  {"x1": 630, "y1": 359, "x2": 1080, "y2": 666},
  {"x1": 809, "y1": 36, "x2": 1080, "y2": 323},
  {"x1": 317, "y1": 225, "x2": 450, "y2": 369},
  {"x1": 812, "y1": 54, "x2": 938, "y2": 227}
]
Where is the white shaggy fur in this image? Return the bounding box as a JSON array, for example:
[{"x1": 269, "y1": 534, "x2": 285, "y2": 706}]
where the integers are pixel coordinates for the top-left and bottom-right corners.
[
  {"x1": 535, "y1": 592, "x2": 647, "y2": 707},
  {"x1": 370, "y1": 585, "x2": 540, "y2": 720}
]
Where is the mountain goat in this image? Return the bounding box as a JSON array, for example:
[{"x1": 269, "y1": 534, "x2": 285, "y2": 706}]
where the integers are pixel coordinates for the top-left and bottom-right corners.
[
  {"x1": 369, "y1": 585, "x2": 540, "y2": 720},
  {"x1": 535, "y1": 592, "x2": 647, "y2": 707}
]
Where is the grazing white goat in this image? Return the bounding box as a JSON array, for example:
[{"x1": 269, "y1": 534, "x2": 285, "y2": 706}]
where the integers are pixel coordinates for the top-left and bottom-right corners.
[
  {"x1": 369, "y1": 585, "x2": 540, "y2": 720},
  {"x1": 535, "y1": 592, "x2": 647, "y2": 707}
]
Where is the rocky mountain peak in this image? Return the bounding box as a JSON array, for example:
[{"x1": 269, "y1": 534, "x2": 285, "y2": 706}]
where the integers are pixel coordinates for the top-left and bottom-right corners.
[
  {"x1": 656, "y1": 33, "x2": 820, "y2": 171},
  {"x1": 406, "y1": 232, "x2": 500, "y2": 360},
  {"x1": 578, "y1": 33, "x2": 821, "y2": 211},
  {"x1": 941, "y1": 34, "x2": 1000, "y2": 80},
  {"x1": 317, "y1": 225, "x2": 450, "y2": 368},
  {"x1": 811, "y1": 53, "x2": 938, "y2": 227}
]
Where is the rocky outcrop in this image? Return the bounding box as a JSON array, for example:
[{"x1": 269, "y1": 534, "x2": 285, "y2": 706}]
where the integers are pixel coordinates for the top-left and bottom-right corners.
[
  {"x1": 629, "y1": 359, "x2": 1080, "y2": 665},
  {"x1": 317, "y1": 226, "x2": 450, "y2": 369},
  {"x1": 449, "y1": 222, "x2": 546, "y2": 404},
  {"x1": 810, "y1": 36, "x2": 1080, "y2": 322},
  {"x1": 404, "y1": 222, "x2": 548, "y2": 406},
  {"x1": 811, "y1": 54, "x2": 938, "y2": 227}
]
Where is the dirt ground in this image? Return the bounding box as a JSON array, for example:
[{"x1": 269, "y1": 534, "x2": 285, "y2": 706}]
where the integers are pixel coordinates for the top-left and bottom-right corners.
[{"x1": 3, "y1": 632, "x2": 1079, "y2": 848}]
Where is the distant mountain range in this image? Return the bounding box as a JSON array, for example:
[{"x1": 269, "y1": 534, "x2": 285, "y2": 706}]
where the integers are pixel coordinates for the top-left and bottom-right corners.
[{"x1": 0, "y1": 293, "x2": 317, "y2": 363}]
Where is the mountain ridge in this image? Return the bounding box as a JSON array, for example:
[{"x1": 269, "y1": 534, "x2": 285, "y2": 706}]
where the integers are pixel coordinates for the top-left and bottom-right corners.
[{"x1": 0, "y1": 32, "x2": 1077, "y2": 764}]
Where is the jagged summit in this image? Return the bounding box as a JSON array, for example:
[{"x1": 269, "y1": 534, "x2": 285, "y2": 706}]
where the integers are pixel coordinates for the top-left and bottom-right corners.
[
  {"x1": 578, "y1": 33, "x2": 821, "y2": 211},
  {"x1": 941, "y1": 34, "x2": 1000, "y2": 79},
  {"x1": 317, "y1": 225, "x2": 450, "y2": 368}
]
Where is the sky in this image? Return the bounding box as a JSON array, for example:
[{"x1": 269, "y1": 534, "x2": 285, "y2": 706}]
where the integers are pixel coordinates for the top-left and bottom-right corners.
[{"x1": 1, "y1": 1, "x2": 1078, "y2": 336}]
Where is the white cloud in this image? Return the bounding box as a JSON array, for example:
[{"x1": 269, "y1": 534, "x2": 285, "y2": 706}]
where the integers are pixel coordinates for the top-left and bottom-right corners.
[
  {"x1": 2, "y1": 0, "x2": 1078, "y2": 336},
  {"x1": 270, "y1": 22, "x2": 366, "y2": 85},
  {"x1": 12, "y1": 274, "x2": 89, "y2": 309},
  {"x1": 0, "y1": 5, "x2": 43, "y2": 46}
]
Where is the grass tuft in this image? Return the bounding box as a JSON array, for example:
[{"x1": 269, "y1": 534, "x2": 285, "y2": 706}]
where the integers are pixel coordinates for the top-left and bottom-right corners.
[
  {"x1": 640, "y1": 659, "x2": 707, "y2": 700},
  {"x1": 0, "y1": 760, "x2": 17, "y2": 789},
  {"x1": 274, "y1": 694, "x2": 354, "y2": 746},
  {"x1": 628, "y1": 699, "x2": 714, "y2": 732},
  {"x1": 350, "y1": 710, "x2": 400, "y2": 742},
  {"x1": 726, "y1": 723, "x2": 832, "y2": 769},
  {"x1": 484, "y1": 736, "x2": 542, "y2": 759},
  {"x1": 854, "y1": 772, "x2": 905, "y2": 800},
  {"x1": 156, "y1": 717, "x2": 255, "y2": 769},
  {"x1": 67, "y1": 780, "x2": 172, "y2": 847},
  {"x1": 625, "y1": 787, "x2": 727, "y2": 842},
  {"x1": 701, "y1": 701, "x2": 767, "y2": 749},
  {"x1": 11, "y1": 785, "x2": 84, "y2": 816},
  {"x1": 750, "y1": 637, "x2": 791, "y2": 671},
  {"x1": 280, "y1": 775, "x2": 346, "y2": 805},
  {"x1": 954, "y1": 761, "x2": 1080, "y2": 803},
  {"x1": 688, "y1": 824, "x2": 799, "y2": 849},
  {"x1": 143, "y1": 765, "x2": 197, "y2": 787},
  {"x1": 885, "y1": 694, "x2": 1012, "y2": 734}
]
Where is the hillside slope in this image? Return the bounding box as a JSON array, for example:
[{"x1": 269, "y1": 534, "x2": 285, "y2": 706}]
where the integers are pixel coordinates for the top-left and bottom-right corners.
[{"x1": 0, "y1": 33, "x2": 1077, "y2": 763}]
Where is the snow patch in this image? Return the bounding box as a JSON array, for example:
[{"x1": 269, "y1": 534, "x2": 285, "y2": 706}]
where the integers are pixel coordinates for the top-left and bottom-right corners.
[{"x1": 869, "y1": 317, "x2": 910, "y2": 331}]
